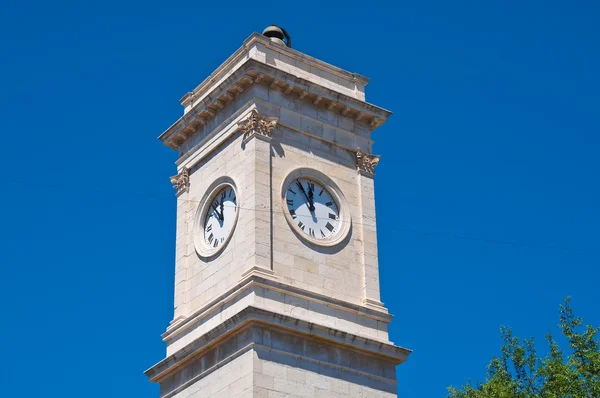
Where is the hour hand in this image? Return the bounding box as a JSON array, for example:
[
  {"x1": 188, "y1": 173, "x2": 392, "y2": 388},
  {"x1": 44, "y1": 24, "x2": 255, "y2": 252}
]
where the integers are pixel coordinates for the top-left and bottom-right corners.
[
  {"x1": 212, "y1": 202, "x2": 223, "y2": 220},
  {"x1": 307, "y1": 185, "x2": 316, "y2": 211}
]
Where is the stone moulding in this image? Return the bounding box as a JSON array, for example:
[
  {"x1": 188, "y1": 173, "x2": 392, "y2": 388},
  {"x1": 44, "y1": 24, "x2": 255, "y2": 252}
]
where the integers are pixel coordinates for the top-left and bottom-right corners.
[
  {"x1": 158, "y1": 60, "x2": 391, "y2": 151},
  {"x1": 173, "y1": 97, "x2": 375, "y2": 174},
  {"x1": 355, "y1": 149, "x2": 380, "y2": 176},
  {"x1": 162, "y1": 73, "x2": 255, "y2": 150},
  {"x1": 145, "y1": 306, "x2": 411, "y2": 395},
  {"x1": 161, "y1": 275, "x2": 393, "y2": 345},
  {"x1": 180, "y1": 33, "x2": 369, "y2": 110},
  {"x1": 174, "y1": 103, "x2": 255, "y2": 171},
  {"x1": 237, "y1": 109, "x2": 277, "y2": 141},
  {"x1": 169, "y1": 168, "x2": 189, "y2": 195}
]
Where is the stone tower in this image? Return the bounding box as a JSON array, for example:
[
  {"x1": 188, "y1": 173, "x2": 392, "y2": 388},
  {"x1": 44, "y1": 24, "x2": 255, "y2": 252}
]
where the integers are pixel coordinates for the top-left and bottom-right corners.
[{"x1": 145, "y1": 28, "x2": 411, "y2": 397}]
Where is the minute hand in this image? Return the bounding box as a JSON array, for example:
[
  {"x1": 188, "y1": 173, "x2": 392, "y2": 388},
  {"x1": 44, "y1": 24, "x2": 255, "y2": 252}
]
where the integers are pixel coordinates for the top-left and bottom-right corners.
[
  {"x1": 220, "y1": 198, "x2": 225, "y2": 221},
  {"x1": 296, "y1": 181, "x2": 315, "y2": 212}
]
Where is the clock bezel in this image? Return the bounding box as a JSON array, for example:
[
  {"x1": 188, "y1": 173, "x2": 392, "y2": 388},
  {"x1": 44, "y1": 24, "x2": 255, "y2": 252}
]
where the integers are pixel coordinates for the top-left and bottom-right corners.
[
  {"x1": 193, "y1": 176, "x2": 240, "y2": 259},
  {"x1": 281, "y1": 168, "x2": 351, "y2": 247}
]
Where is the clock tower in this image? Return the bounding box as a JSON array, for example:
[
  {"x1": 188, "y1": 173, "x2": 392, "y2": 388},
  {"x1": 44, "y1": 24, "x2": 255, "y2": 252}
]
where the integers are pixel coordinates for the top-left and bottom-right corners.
[{"x1": 145, "y1": 27, "x2": 411, "y2": 397}]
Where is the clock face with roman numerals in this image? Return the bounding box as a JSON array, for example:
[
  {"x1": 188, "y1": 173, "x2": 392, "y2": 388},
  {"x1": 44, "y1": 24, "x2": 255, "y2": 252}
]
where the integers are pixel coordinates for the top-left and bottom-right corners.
[
  {"x1": 285, "y1": 177, "x2": 340, "y2": 241},
  {"x1": 203, "y1": 185, "x2": 237, "y2": 251}
]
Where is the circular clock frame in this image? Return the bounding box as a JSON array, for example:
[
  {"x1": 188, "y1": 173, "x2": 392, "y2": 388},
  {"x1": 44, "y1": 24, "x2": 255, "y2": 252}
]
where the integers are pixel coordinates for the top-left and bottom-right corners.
[
  {"x1": 281, "y1": 168, "x2": 351, "y2": 247},
  {"x1": 193, "y1": 177, "x2": 240, "y2": 259}
]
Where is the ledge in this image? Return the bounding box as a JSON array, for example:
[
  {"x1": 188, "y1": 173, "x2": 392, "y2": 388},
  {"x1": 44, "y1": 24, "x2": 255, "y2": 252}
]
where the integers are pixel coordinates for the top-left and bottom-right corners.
[
  {"x1": 180, "y1": 33, "x2": 369, "y2": 109},
  {"x1": 158, "y1": 59, "x2": 391, "y2": 151},
  {"x1": 145, "y1": 306, "x2": 411, "y2": 386},
  {"x1": 161, "y1": 274, "x2": 394, "y2": 345}
]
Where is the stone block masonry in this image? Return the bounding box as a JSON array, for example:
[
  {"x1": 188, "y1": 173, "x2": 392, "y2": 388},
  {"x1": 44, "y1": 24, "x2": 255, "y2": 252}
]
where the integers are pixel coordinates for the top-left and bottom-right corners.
[{"x1": 147, "y1": 30, "x2": 411, "y2": 397}]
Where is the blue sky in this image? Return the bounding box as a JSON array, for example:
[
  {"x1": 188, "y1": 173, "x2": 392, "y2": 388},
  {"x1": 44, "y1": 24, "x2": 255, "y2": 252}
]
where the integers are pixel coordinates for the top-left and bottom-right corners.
[{"x1": 1, "y1": 1, "x2": 598, "y2": 396}]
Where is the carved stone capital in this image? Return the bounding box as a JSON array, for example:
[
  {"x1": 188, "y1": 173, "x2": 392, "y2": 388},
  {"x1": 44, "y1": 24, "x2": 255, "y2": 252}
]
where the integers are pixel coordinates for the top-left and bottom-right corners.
[
  {"x1": 355, "y1": 150, "x2": 380, "y2": 176},
  {"x1": 238, "y1": 109, "x2": 277, "y2": 141},
  {"x1": 169, "y1": 168, "x2": 190, "y2": 195}
]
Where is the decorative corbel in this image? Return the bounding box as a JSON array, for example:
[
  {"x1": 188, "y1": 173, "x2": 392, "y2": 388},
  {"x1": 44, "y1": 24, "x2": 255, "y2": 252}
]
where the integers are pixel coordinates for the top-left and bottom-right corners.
[
  {"x1": 370, "y1": 117, "x2": 381, "y2": 129},
  {"x1": 166, "y1": 141, "x2": 178, "y2": 150},
  {"x1": 237, "y1": 109, "x2": 278, "y2": 142},
  {"x1": 169, "y1": 168, "x2": 190, "y2": 195},
  {"x1": 355, "y1": 149, "x2": 380, "y2": 176}
]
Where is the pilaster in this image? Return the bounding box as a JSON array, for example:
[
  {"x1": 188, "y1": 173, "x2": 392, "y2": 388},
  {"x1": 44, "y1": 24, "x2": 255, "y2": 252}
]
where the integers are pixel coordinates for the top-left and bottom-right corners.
[
  {"x1": 171, "y1": 168, "x2": 192, "y2": 325},
  {"x1": 238, "y1": 109, "x2": 277, "y2": 280},
  {"x1": 355, "y1": 150, "x2": 385, "y2": 309}
]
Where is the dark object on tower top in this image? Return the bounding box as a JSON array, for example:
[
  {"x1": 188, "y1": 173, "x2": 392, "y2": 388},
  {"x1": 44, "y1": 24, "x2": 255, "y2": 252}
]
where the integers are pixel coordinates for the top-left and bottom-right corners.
[{"x1": 262, "y1": 25, "x2": 292, "y2": 48}]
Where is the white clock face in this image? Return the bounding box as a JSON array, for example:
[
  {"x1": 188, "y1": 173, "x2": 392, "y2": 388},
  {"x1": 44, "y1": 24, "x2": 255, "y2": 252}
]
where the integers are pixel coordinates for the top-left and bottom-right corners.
[
  {"x1": 285, "y1": 177, "x2": 340, "y2": 240},
  {"x1": 203, "y1": 185, "x2": 237, "y2": 250}
]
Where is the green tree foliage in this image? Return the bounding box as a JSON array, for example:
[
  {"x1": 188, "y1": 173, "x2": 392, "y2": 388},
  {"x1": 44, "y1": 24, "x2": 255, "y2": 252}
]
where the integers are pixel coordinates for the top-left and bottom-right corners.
[{"x1": 447, "y1": 298, "x2": 600, "y2": 398}]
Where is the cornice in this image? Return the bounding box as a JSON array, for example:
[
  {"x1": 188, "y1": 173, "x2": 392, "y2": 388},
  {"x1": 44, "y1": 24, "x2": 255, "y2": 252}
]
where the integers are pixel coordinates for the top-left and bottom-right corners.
[
  {"x1": 242, "y1": 33, "x2": 370, "y2": 86},
  {"x1": 159, "y1": 60, "x2": 391, "y2": 152},
  {"x1": 179, "y1": 33, "x2": 369, "y2": 109},
  {"x1": 172, "y1": 100, "x2": 375, "y2": 177},
  {"x1": 145, "y1": 306, "x2": 411, "y2": 383}
]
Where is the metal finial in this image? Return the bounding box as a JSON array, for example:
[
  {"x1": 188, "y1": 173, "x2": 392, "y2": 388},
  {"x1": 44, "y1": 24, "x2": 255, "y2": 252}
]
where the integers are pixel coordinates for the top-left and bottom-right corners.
[{"x1": 262, "y1": 25, "x2": 292, "y2": 48}]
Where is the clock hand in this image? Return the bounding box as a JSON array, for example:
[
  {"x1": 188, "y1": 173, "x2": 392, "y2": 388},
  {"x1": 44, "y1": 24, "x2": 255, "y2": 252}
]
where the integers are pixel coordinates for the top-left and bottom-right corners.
[
  {"x1": 296, "y1": 181, "x2": 309, "y2": 201},
  {"x1": 307, "y1": 184, "x2": 316, "y2": 212},
  {"x1": 212, "y1": 202, "x2": 224, "y2": 221},
  {"x1": 296, "y1": 181, "x2": 315, "y2": 211},
  {"x1": 220, "y1": 191, "x2": 225, "y2": 221}
]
